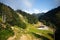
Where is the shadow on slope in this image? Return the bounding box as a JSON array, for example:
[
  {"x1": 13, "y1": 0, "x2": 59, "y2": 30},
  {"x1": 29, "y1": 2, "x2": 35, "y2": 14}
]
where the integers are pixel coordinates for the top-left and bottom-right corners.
[{"x1": 31, "y1": 32, "x2": 50, "y2": 40}]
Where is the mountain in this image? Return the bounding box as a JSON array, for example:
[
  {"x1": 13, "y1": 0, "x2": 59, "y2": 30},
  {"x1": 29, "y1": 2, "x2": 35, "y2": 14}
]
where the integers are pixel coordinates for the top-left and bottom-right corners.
[
  {"x1": 0, "y1": 2, "x2": 27, "y2": 29},
  {"x1": 38, "y1": 6, "x2": 60, "y2": 40},
  {"x1": 32, "y1": 13, "x2": 45, "y2": 19},
  {"x1": 0, "y1": 3, "x2": 15, "y2": 40},
  {"x1": 0, "y1": 3, "x2": 54, "y2": 40},
  {"x1": 39, "y1": 6, "x2": 60, "y2": 29}
]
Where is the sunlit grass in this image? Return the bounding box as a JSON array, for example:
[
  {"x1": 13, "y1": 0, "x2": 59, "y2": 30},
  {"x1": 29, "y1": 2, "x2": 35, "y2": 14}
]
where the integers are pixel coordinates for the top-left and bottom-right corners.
[{"x1": 26, "y1": 24, "x2": 54, "y2": 40}]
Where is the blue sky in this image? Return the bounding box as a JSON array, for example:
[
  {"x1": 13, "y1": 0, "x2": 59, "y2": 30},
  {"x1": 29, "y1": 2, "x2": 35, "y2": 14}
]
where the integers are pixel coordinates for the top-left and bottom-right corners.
[{"x1": 0, "y1": 0, "x2": 60, "y2": 14}]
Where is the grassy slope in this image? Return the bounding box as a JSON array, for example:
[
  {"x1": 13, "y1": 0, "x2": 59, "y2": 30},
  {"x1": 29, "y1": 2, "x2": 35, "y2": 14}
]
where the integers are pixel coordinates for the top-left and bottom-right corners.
[{"x1": 8, "y1": 13, "x2": 54, "y2": 40}]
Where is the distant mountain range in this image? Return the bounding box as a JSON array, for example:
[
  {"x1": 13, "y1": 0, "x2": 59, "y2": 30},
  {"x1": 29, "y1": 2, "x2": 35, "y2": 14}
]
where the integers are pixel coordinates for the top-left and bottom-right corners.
[{"x1": 32, "y1": 13, "x2": 45, "y2": 19}]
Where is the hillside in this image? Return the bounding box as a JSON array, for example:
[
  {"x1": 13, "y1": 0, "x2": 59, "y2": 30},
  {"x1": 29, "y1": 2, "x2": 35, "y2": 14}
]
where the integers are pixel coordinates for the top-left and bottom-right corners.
[
  {"x1": 39, "y1": 6, "x2": 60, "y2": 28},
  {"x1": 16, "y1": 10, "x2": 38, "y2": 24},
  {"x1": 0, "y1": 3, "x2": 54, "y2": 40},
  {"x1": 38, "y1": 6, "x2": 60, "y2": 39},
  {"x1": 32, "y1": 13, "x2": 45, "y2": 19}
]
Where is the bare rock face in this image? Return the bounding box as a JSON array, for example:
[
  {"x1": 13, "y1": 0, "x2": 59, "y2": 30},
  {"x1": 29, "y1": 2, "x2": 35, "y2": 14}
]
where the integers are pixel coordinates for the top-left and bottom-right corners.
[{"x1": 2, "y1": 14, "x2": 6, "y2": 23}]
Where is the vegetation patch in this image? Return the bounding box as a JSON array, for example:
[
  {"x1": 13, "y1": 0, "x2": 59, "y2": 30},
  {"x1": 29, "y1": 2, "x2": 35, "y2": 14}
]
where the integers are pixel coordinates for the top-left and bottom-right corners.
[{"x1": 0, "y1": 24, "x2": 14, "y2": 40}]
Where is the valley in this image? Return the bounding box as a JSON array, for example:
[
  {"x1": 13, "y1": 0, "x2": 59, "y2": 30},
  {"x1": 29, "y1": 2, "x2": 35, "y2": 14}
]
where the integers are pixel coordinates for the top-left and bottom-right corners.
[{"x1": 0, "y1": 2, "x2": 60, "y2": 40}]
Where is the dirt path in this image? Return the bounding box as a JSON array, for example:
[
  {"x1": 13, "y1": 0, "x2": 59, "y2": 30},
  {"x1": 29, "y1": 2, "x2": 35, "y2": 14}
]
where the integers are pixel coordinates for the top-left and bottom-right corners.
[
  {"x1": 7, "y1": 27, "x2": 21, "y2": 40},
  {"x1": 7, "y1": 27, "x2": 33, "y2": 40},
  {"x1": 20, "y1": 34, "x2": 30, "y2": 40}
]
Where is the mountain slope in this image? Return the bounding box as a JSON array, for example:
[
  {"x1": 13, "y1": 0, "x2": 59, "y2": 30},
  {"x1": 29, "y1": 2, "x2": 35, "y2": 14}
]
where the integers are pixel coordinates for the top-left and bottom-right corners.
[
  {"x1": 16, "y1": 10, "x2": 38, "y2": 24},
  {"x1": 0, "y1": 3, "x2": 54, "y2": 40},
  {"x1": 32, "y1": 13, "x2": 45, "y2": 19},
  {"x1": 39, "y1": 6, "x2": 60, "y2": 29},
  {"x1": 39, "y1": 6, "x2": 60, "y2": 40}
]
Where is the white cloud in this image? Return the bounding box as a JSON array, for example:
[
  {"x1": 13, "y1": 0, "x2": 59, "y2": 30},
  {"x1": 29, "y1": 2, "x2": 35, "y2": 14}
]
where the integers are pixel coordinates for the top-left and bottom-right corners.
[
  {"x1": 24, "y1": 9, "x2": 48, "y2": 14},
  {"x1": 22, "y1": 0, "x2": 32, "y2": 8},
  {"x1": 24, "y1": 10, "x2": 30, "y2": 13},
  {"x1": 24, "y1": 9, "x2": 40, "y2": 14},
  {"x1": 33, "y1": 9, "x2": 49, "y2": 13},
  {"x1": 33, "y1": 9, "x2": 40, "y2": 13},
  {"x1": 42, "y1": 10, "x2": 48, "y2": 13}
]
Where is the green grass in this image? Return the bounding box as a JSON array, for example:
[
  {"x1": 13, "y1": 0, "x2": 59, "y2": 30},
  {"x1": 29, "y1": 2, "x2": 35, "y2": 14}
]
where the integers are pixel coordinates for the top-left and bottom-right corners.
[
  {"x1": 0, "y1": 30, "x2": 14, "y2": 40},
  {"x1": 28, "y1": 27, "x2": 54, "y2": 40},
  {"x1": 0, "y1": 25, "x2": 14, "y2": 40}
]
